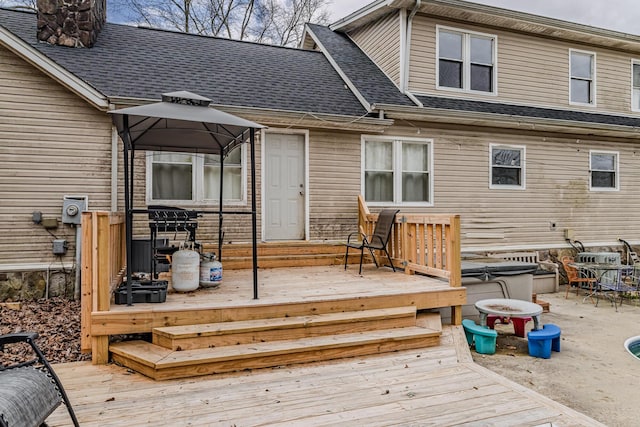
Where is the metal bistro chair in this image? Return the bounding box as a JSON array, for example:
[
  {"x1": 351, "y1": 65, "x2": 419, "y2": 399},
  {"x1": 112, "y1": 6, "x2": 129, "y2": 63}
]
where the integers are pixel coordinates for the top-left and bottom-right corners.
[
  {"x1": 0, "y1": 332, "x2": 79, "y2": 427},
  {"x1": 561, "y1": 256, "x2": 596, "y2": 301},
  {"x1": 595, "y1": 264, "x2": 637, "y2": 311},
  {"x1": 344, "y1": 209, "x2": 399, "y2": 275}
]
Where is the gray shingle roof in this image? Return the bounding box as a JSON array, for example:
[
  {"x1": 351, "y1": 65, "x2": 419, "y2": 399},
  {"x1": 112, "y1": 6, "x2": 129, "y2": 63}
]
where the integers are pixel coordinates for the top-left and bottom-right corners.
[
  {"x1": 416, "y1": 95, "x2": 640, "y2": 128},
  {"x1": 0, "y1": 9, "x2": 367, "y2": 117},
  {"x1": 4, "y1": 8, "x2": 640, "y2": 129},
  {"x1": 305, "y1": 24, "x2": 415, "y2": 108}
]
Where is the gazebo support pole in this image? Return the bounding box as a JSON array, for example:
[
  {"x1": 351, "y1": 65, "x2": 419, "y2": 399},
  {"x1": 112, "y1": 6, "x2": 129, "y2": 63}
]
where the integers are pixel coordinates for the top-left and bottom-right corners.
[
  {"x1": 218, "y1": 149, "x2": 224, "y2": 260},
  {"x1": 122, "y1": 116, "x2": 134, "y2": 306},
  {"x1": 250, "y1": 128, "x2": 258, "y2": 299}
]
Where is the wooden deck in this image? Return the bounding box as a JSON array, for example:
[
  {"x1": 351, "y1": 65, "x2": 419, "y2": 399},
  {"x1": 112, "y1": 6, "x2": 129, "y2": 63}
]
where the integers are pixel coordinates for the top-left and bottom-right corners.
[
  {"x1": 47, "y1": 325, "x2": 603, "y2": 426},
  {"x1": 94, "y1": 264, "x2": 462, "y2": 332},
  {"x1": 90, "y1": 265, "x2": 465, "y2": 378}
]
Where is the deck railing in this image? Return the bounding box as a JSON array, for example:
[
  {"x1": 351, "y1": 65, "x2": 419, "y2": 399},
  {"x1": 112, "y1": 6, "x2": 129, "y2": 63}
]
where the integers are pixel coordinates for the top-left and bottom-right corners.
[
  {"x1": 357, "y1": 195, "x2": 461, "y2": 286},
  {"x1": 80, "y1": 201, "x2": 462, "y2": 363},
  {"x1": 80, "y1": 211, "x2": 126, "y2": 362}
]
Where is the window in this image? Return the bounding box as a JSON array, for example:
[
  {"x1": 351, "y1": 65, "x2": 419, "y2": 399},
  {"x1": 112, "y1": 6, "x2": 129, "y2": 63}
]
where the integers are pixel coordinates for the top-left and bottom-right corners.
[
  {"x1": 148, "y1": 148, "x2": 245, "y2": 204},
  {"x1": 633, "y1": 61, "x2": 640, "y2": 111},
  {"x1": 437, "y1": 26, "x2": 496, "y2": 93},
  {"x1": 590, "y1": 151, "x2": 618, "y2": 191},
  {"x1": 363, "y1": 137, "x2": 433, "y2": 205},
  {"x1": 570, "y1": 50, "x2": 595, "y2": 105},
  {"x1": 490, "y1": 144, "x2": 525, "y2": 189}
]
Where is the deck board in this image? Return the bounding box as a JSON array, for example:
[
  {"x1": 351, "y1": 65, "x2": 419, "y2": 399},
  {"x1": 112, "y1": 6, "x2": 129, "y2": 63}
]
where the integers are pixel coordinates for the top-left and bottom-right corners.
[{"x1": 47, "y1": 326, "x2": 603, "y2": 427}]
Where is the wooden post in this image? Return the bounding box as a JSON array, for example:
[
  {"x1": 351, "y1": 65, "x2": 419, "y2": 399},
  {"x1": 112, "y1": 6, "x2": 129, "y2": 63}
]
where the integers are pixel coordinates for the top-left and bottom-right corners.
[
  {"x1": 449, "y1": 215, "x2": 462, "y2": 325},
  {"x1": 80, "y1": 212, "x2": 93, "y2": 353},
  {"x1": 91, "y1": 212, "x2": 112, "y2": 364}
]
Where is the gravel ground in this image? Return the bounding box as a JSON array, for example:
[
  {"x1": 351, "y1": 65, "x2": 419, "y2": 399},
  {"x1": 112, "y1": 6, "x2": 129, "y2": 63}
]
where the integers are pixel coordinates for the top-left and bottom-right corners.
[{"x1": 0, "y1": 297, "x2": 90, "y2": 366}]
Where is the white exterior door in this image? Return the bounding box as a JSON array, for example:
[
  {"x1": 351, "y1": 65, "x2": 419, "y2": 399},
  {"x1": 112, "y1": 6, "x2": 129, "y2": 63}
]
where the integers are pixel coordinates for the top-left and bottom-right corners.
[{"x1": 264, "y1": 132, "x2": 306, "y2": 240}]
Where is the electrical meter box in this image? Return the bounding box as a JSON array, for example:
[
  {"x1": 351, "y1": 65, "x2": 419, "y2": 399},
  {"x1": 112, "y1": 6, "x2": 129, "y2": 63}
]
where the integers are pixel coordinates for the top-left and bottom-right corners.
[{"x1": 62, "y1": 195, "x2": 88, "y2": 225}]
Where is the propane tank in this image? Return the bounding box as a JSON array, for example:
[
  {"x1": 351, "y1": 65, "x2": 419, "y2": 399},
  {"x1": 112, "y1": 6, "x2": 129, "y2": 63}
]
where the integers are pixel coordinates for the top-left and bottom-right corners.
[
  {"x1": 171, "y1": 245, "x2": 200, "y2": 292},
  {"x1": 200, "y1": 252, "x2": 222, "y2": 288}
]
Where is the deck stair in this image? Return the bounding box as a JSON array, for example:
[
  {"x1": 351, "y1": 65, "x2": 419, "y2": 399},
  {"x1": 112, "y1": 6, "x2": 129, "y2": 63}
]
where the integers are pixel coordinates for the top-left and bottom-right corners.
[
  {"x1": 203, "y1": 242, "x2": 366, "y2": 270},
  {"x1": 110, "y1": 307, "x2": 442, "y2": 380}
]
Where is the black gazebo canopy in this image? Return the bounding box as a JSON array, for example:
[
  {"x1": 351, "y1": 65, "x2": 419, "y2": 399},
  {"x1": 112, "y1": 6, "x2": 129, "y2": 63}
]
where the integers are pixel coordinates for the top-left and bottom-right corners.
[{"x1": 110, "y1": 91, "x2": 265, "y2": 305}]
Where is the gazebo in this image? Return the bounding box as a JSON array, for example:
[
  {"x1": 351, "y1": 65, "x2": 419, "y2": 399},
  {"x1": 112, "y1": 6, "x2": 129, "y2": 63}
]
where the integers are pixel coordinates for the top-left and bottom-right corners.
[{"x1": 109, "y1": 91, "x2": 265, "y2": 305}]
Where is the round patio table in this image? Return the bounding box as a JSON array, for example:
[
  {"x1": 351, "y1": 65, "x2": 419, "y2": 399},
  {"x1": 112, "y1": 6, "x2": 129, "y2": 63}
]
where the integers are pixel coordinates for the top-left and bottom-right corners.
[{"x1": 475, "y1": 298, "x2": 543, "y2": 331}]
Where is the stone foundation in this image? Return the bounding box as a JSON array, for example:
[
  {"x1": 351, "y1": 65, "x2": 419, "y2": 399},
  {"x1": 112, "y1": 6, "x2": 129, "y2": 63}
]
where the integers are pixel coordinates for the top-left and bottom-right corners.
[{"x1": 0, "y1": 270, "x2": 75, "y2": 302}]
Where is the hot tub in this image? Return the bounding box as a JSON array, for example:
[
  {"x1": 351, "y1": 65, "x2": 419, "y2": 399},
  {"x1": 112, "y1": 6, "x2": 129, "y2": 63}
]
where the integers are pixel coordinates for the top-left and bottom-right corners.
[{"x1": 439, "y1": 255, "x2": 538, "y2": 324}]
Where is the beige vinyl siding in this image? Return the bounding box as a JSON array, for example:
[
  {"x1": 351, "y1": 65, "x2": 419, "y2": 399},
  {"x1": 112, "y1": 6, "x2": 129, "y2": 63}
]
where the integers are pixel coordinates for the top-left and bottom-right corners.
[
  {"x1": 348, "y1": 12, "x2": 402, "y2": 87},
  {"x1": 409, "y1": 14, "x2": 639, "y2": 116},
  {"x1": 308, "y1": 129, "x2": 361, "y2": 239},
  {"x1": 382, "y1": 122, "x2": 640, "y2": 251},
  {"x1": 127, "y1": 128, "x2": 362, "y2": 243},
  {"x1": 0, "y1": 46, "x2": 112, "y2": 266}
]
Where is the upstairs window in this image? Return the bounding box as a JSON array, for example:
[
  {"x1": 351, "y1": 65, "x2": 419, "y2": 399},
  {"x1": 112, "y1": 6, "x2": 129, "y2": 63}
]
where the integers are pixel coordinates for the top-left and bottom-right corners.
[
  {"x1": 590, "y1": 151, "x2": 618, "y2": 191},
  {"x1": 437, "y1": 27, "x2": 496, "y2": 94},
  {"x1": 363, "y1": 137, "x2": 433, "y2": 206},
  {"x1": 570, "y1": 50, "x2": 595, "y2": 105},
  {"x1": 148, "y1": 148, "x2": 245, "y2": 204},
  {"x1": 633, "y1": 61, "x2": 640, "y2": 111},
  {"x1": 490, "y1": 144, "x2": 525, "y2": 189}
]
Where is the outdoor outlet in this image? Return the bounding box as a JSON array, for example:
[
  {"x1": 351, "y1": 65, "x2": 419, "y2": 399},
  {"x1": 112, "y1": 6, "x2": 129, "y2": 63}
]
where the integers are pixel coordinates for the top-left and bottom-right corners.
[{"x1": 564, "y1": 228, "x2": 574, "y2": 239}]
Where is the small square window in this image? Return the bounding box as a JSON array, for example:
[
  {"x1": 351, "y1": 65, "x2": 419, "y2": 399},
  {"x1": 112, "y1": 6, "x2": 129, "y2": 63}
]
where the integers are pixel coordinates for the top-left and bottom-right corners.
[
  {"x1": 490, "y1": 144, "x2": 525, "y2": 189},
  {"x1": 570, "y1": 50, "x2": 595, "y2": 105},
  {"x1": 590, "y1": 151, "x2": 618, "y2": 191}
]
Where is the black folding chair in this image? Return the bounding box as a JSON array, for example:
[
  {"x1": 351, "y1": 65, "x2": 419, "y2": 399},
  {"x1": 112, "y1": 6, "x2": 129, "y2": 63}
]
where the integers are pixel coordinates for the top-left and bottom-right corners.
[
  {"x1": 344, "y1": 209, "x2": 399, "y2": 274},
  {"x1": 0, "y1": 332, "x2": 79, "y2": 427}
]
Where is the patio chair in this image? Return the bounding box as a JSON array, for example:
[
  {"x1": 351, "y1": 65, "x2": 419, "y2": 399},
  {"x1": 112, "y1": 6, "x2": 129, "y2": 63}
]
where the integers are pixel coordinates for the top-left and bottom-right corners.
[
  {"x1": 0, "y1": 332, "x2": 79, "y2": 427},
  {"x1": 561, "y1": 256, "x2": 596, "y2": 300},
  {"x1": 344, "y1": 209, "x2": 399, "y2": 275}
]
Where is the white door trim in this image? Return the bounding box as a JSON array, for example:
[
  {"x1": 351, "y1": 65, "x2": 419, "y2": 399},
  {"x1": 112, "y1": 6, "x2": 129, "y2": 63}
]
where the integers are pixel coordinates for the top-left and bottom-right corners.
[{"x1": 260, "y1": 128, "x2": 310, "y2": 241}]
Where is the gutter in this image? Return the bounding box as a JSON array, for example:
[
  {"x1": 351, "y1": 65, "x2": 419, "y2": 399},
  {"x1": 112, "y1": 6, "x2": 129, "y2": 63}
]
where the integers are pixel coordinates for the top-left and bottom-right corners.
[
  {"x1": 373, "y1": 102, "x2": 640, "y2": 137},
  {"x1": 401, "y1": 0, "x2": 420, "y2": 93},
  {"x1": 0, "y1": 25, "x2": 109, "y2": 111},
  {"x1": 330, "y1": 0, "x2": 389, "y2": 31},
  {"x1": 430, "y1": 0, "x2": 640, "y2": 43},
  {"x1": 108, "y1": 96, "x2": 392, "y2": 128}
]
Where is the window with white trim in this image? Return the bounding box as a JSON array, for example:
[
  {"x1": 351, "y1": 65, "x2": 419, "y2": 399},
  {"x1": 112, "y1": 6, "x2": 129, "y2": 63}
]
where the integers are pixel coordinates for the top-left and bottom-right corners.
[
  {"x1": 363, "y1": 137, "x2": 433, "y2": 205},
  {"x1": 437, "y1": 26, "x2": 496, "y2": 94},
  {"x1": 632, "y1": 61, "x2": 640, "y2": 111},
  {"x1": 590, "y1": 150, "x2": 618, "y2": 191},
  {"x1": 148, "y1": 147, "x2": 245, "y2": 204},
  {"x1": 490, "y1": 144, "x2": 525, "y2": 189},
  {"x1": 570, "y1": 50, "x2": 595, "y2": 105}
]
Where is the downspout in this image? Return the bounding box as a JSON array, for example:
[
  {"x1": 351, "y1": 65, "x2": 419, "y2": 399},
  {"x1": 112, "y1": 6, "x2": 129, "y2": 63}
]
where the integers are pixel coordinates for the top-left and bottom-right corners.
[
  {"x1": 402, "y1": 0, "x2": 422, "y2": 105},
  {"x1": 111, "y1": 126, "x2": 118, "y2": 212}
]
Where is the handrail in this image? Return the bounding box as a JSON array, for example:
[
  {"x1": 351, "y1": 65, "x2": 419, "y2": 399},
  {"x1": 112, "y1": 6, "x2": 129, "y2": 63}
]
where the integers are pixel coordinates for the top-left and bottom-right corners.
[
  {"x1": 80, "y1": 211, "x2": 125, "y2": 363},
  {"x1": 356, "y1": 197, "x2": 461, "y2": 287}
]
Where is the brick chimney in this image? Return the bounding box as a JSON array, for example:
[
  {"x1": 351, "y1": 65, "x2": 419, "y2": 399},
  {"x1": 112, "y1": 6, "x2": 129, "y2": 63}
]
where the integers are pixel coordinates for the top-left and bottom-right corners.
[{"x1": 37, "y1": 0, "x2": 106, "y2": 48}]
